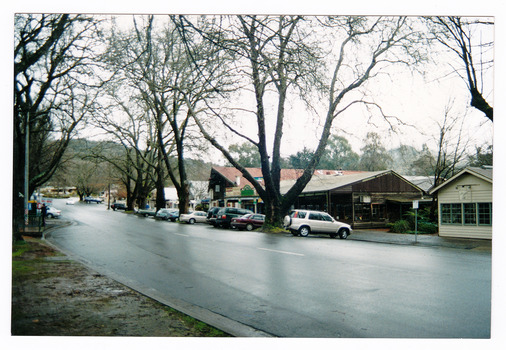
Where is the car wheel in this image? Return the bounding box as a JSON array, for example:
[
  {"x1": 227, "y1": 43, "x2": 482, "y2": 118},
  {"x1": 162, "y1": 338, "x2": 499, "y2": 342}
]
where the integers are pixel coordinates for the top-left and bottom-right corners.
[
  {"x1": 298, "y1": 226, "x2": 310, "y2": 237},
  {"x1": 189, "y1": 218, "x2": 196, "y2": 224},
  {"x1": 339, "y1": 228, "x2": 349, "y2": 239},
  {"x1": 246, "y1": 223, "x2": 254, "y2": 231},
  {"x1": 144, "y1": 213, "x2": 149, "y2": 217},
  {"x1": 47, "y1": 214, "x2": 54, "y2": 219}
]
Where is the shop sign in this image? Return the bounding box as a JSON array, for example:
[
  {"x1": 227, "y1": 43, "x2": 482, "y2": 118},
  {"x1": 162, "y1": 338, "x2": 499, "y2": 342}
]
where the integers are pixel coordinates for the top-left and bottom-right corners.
[
  {"x1": 225, "y1": 187, "x2": 241, "y2": 197},
  {"x1": 241, "y1": 185, "x2": 255, "y2": 196}
]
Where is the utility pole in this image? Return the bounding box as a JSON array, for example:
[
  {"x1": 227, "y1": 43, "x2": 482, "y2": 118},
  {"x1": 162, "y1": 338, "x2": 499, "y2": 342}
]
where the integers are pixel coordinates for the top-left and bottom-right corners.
[{"x1": 24, "y1": 113, "x2": 30, "y2": 226}]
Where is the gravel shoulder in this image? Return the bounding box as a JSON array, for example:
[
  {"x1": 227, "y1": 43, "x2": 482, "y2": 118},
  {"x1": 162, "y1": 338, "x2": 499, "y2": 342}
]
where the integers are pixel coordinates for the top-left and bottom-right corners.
[{"x1": 11, "y1": 236, "x2": 230, "y2": 337}]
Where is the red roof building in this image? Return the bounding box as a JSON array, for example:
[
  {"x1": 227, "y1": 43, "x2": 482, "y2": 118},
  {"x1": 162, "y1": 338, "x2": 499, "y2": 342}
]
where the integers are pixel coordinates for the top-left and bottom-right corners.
[
  {"x1": 208, "y1": 166, "x2": 426, "y2": 228},
  {"x1": 208, "y1": 166, "x2": 364, "y2": 213}
]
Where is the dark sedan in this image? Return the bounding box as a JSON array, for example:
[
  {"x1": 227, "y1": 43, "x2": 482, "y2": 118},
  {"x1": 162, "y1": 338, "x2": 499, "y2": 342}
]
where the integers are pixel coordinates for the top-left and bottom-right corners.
[
  {"x1": 111, "y1": 203, "x2": 127, "y2": 211},
  {"x1": 231, "y1": 213, "x2": 265, "y2": 231},
  {"x1": 156, "y1": 209, "x2": 179, "y2": 222},
  {"x1": 84, "y1": 196, "x2": 103, "y2": 204}
]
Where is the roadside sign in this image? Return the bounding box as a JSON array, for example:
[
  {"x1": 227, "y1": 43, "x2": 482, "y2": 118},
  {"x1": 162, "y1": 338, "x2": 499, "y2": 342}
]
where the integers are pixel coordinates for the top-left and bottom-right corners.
[{"x1": 413, "y1": 200, "x2": 419, "y2": 243}]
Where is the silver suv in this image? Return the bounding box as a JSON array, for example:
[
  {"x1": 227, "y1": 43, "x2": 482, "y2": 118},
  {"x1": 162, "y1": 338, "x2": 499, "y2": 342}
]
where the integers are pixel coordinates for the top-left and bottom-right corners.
[{"x1": 283, "y1": 209, "x2": 352, "y2": 239}]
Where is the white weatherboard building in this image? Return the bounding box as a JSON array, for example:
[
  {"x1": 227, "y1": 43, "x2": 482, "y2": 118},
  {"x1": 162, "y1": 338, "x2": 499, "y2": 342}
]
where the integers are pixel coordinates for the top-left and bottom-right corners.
[{"x1": 429, "y1": 167, "x2": 493, "y2": 240}]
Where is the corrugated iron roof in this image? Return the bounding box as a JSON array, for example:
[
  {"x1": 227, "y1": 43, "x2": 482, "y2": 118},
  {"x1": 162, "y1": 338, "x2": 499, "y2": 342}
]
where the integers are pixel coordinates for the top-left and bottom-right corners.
[
  {"x1": 429, "y1": 166, "x2": 493, "y2": 194},
  {"x1": 212, "y1": 167, "x2": 424, "y2": 196},
  {"x1": 211, "y1": 166, "x2": 363, "y2": 189},
  {"x1": 468, "y1": 166, "x2": 493, "y2": 181},
  {"x1": 279, "y1": 170, "x2": 390, "y2": 194}
]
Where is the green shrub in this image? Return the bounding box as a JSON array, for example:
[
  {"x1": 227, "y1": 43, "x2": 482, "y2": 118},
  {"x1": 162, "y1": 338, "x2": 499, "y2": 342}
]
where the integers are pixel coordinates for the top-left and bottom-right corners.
[
  {"x1": 389, "y1": 220, "x2": 411, "y2": 233},
  {"x1": 417, "y1": 221, "x2": 438, "y2": 234}
]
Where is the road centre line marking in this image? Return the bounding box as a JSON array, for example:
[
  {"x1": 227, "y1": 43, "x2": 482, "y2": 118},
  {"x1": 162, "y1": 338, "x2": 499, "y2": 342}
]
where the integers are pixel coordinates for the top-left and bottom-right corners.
[
  {"x1": 257, "y1": 247, "x2": 304, "y2": 256},
  {"x1": 173, "y1": 232, "x2": 190, "y2": 237}
]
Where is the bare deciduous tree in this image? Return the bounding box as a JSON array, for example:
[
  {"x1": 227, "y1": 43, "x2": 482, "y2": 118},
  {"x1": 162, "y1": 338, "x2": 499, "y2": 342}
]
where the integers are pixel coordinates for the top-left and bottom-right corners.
[
  {"x1": 183, "y1": 15, "x2": 427, "y2": 226},
  {"x1": 13, "y1": 14, "x2": 102, "y2": 238},
  {"x1": 427, "y1": 16, "x2": 494, "y2": 121},
  {"x1": 101, "y1": 15, "x2": 230, "y2": 213}
]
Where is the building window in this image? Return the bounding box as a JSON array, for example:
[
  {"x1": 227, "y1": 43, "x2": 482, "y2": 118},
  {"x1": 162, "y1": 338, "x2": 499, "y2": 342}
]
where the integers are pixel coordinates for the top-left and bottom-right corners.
[
  {"x1": 463, "y1": 203, "x2": 477, "y2": 225},
  {"x1": 441, "y1": 204, "x2": 451, "y2": 224},
  {"x1": 440, "y1": 203, "x2": 462, "y2": 224},
  {"x1": 441, "y1": 202, "x2": 492, "y2": 226},
  {"x1": 478, "y1": 203, "x2": 492, "y2": 225}
]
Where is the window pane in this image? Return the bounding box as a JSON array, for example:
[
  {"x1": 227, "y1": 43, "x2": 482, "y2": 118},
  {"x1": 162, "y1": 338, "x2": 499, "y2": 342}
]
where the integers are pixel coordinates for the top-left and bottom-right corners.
[
  {"x1": 441, "y1": 204, "x2": 451, "y2": 224},
  {"x1": 464, "y1": 203, "x2": 477, "y2": 225},
  {"x1": 309, "y1": 213, "x2": 321, "y2": 220},
  {"x1": 451, "y1": 204, "x2": 462, "y2": 224},
  {"x1": 322, "y1": 214, "x2": 333, "y2": 222},
  {"x1": 478, "y1": 203, "x2": 492, "y2": 225}
]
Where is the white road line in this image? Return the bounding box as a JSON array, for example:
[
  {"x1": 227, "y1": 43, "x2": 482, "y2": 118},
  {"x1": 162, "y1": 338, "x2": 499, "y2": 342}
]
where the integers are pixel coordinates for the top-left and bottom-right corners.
[
  {"x1": 257, "y1": 247, "x2": 304, "y2": 256},
  {"x1": 173, "y1": 232, "x2": 190, "y2": 237}
]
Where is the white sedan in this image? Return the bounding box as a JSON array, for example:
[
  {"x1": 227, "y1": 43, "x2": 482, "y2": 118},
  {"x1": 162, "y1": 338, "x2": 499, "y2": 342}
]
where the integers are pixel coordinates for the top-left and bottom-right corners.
[
  {"x1": 179, "y1": 211, "x2": 207, "y2": 224},
  {"x1": 46, "y1": 206, "x2": 62, "y2": 218}
]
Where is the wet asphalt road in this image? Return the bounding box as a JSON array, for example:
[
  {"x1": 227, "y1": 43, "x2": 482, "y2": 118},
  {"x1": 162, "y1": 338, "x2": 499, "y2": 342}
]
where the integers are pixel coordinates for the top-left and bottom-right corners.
[{"x1": 46, "y1": 199, "x2": 491, "y2": 338}]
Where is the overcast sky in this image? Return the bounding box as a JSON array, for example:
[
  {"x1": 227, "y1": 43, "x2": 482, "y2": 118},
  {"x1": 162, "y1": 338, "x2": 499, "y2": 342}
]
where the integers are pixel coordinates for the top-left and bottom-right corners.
[
  {"x1": 5, "y1": 2, "x2": 498, "y2": 161},
  {"x1": 88, "y1": 12, "x2": 495, "y2": 162}
]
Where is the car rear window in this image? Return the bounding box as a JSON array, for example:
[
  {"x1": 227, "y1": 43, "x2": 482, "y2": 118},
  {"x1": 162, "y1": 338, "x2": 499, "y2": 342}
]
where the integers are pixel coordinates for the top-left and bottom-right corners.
[{"x1": 290, "y1": 211, "x2": 307, "y2": 219}]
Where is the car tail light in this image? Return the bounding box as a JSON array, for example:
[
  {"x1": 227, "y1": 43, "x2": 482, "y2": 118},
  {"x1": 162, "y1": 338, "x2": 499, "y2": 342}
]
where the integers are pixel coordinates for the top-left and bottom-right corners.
[{"x1": 222, "y1": 215, "x2": 226, "y2": 219}]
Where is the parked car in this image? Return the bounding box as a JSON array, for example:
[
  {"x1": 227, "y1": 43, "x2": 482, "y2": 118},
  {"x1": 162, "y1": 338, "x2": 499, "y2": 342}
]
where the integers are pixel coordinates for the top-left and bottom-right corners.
[
  {"x1": 156, "y1": 209, "x2": 179, "y2": 221},
  {"x1": 84, "y1": 196, "x2": 103, "y2": 204},
  {"x1": 283, "y1": 209, "x2": 352, "y2": 239},
  {"x1": 45, "y1": 206, "x2": 61, "y2": 218},
  {"x1": 137, "y1": 208, "x2": 157, "y2": 217},
  {"x1": 66, "y1": 198, "x2": 76, "y2": 205},
  {"x1": 231, "y1": 213, "x2": 265, "y2": 231},
  {"x1": 111, "y1": 203, "x2": 127, "y2": 211},
  {"x1": 179, "y1": 211, "x2": 208, "y2": 224},
  {"x1": 215, "y1": 207, "x2": 253, "y2": 228},
  {"x1": 207, "y1": 207, "x2": 224, "y2": 226}
]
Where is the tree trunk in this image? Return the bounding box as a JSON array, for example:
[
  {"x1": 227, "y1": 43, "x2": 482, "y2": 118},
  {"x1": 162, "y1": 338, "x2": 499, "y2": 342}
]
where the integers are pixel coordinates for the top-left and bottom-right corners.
[
  {"x1": 470, "y1": 87, "x2": 493, "y2": 122},
  {"x1": 12, "y1": 128, "x2": 24, "y2": 241},
  {"x1": 155, "y1": 175, "x2": 166, "y2": 211}
]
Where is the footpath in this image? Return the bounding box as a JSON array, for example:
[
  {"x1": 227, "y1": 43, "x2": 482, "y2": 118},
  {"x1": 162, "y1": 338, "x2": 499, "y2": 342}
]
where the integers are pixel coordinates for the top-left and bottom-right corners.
[{"x1": 349, "y1": 229, "x2": 492, "y2": 251}]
